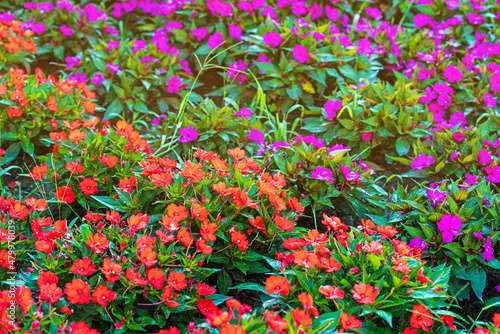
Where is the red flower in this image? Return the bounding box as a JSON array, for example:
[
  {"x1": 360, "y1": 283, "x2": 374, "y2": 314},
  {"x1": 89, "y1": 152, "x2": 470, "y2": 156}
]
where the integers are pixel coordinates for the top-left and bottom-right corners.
[
  {"x1": 99, "y1": 155, "x2": 119, "y2": 168},
  {"x1": 291, "y1": 308, "x2": 312, "y2": 326},
  {"x1": 7, "y1": 107, "x2": 22, "y2": 118},
  {"x1": 37, "y1": 271, "x2": 59, "y2": 287},
  {"x1": 248, "y1": 216, "x2": 267, "y2": 235},
  {"x1": 352, "y1": 283, "x2": 377, "y2": 304},
  {"x1": 162, "y1": 286, "x2": 179, "y2": 307},
  {"x1": 138, "y1": 247, "x2": 157, "y2": 268},
  {"x1": 339, "y1": 312, "x2": 362, "y2": 331},
  {"x1": 100, "y1": 258, "x2": 124, "y2": 283},
  {"x1": 231, "y1": 231, "x2": 248, "y2": 251},
  {"x1": 49, "y1": 131, "x2": 67, "y2": 142},
  {"x1": 71, "y1": 321, "x2": 99, "y2": 334},
  {"x1": 65, "y1": 161, "x2": 84, "y2": 174},
  {"x1": 147, "y1": 268, "x2": 165, "y2": 289},
  {"x1": 196, "y1": 283, "x2": 216, "y2": 296},
  {"x1": 206, "y1": 309, "x2": 232, "y2": 327},
  {"x1": 54, "y1": 186, "x2": 75, "y2": 204},
  {"x1": 71, "y1": 257, "x2": 95, "y2": 276},
  {"x1": 128, "y1": 213, "x2": 150, "y2": 234},
  {"x1": 410, "y1": 304, "x2": 434, "y2": 331},
  {"x1": 265, "y1": 313, "x2": 289, "y2": 332},
  {"x1": 25, "y1": 198, "x2": 48, "y2": 211},
  {"x1": 64, "y1": 279, "x2": 91, "y2": 304},
  {"x1": 287, "y1": 197, "x2": 304, "y2": 213},
  {"x1": 441, "y1": 315, "x2": 457, "y2": 330},
  {"x1": 265, "y1": 276, "x2": 291, "y2": 296},
  {"x1": 191, "y1": 203, "x2": 208, "y2": 221},
  {"x1": 16, "y1": 286, "x2": 33, "y2": 313},
  {"x1": 79, "y1": 178, "x2": 98, "y2": 195},
  {"x1": 92, "y1": 286, "x2": 116, "y2": 307},
  {"x1": 126, "y1": 268, "x2": 148, "y2": 286},
  {"x1": 494, "y1": 313, "x2": 500, "y2": 327},
  {"x1": 377, "y1": 225, "x2": 398, "y2": 238},
  {"x1": 86, "y1": 233, "x2": 109, "y2": 253},
  {"x1": 40, "y1": 283, "x2": 63, "y2": 304},
  {"x1": 167, "y1": 271, "x2": 187, "y2": 291},
  {"x1": 167, "y1": 204, "x2": 189, "y2": 222},
  {"x1": 118, "y1": 177, "x2": 137, "y2": 192},
  {"x1": 197, "y1": 298, "x2": 217, "y2": 316},
  {"x1": 177, "y1": 227, "x2": 193, "y2": 248},
  {"x1": 200, "y1": 220, "x2": 218, "y2": 241},
  {"x1": 196, "y1": 238, "x2": 213, "y2": 255}
]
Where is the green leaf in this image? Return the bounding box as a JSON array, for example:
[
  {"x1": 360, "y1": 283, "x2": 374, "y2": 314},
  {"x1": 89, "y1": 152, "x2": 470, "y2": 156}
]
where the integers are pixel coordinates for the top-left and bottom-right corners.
[
  {"x1": 470, "y1": 268, "x2": 486, "y2": 301},
  {"x1": 395, "y1": 137, "x2": 410, "y2": 156},
  {"x1": 231, "y1": 283, "x2": 268, "y2": 295},
  {"x1": 104, "y1": 100, "x2": 124, "y2": 121},
  {"x1": 217, "y1": 270, "x2": 232, "y2": 295}
]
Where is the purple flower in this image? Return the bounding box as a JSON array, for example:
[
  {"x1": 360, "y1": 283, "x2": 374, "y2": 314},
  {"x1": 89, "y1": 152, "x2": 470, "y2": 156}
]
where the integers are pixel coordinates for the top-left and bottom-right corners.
[
  {"x1": 38, "y1": 2, "x2": 54, "y2": 12},
  {"x1": 411, "y1": 154, "x2": 435, "y2": 170},
  {"x1": 340, "y1": 165, "x2": 360, "y2": 182},
  {"x1": 414, "y1": 13, "x2": 432, "y2": 28},
  {"x1": 293, "y1": 45, "x2": 310, "y2": 63},
  {"x1": 65, "y1": 56, "x2": 81, "y2": 69},
  {"x1": 450, "y1": 152, "x2": 460, "y2": 161},
  {"x1": 409, "y1": 237, "x2": 426, "y2": 250},
  {"x1": 104, "y1": 26, "x2": 119, "y2": 36},
  {"x1": 152, "y1": 115, "x2": 167, "y2": 126},
  {"x1": 483, "y1": 237, "x2": 494, "y2": 261},
  {"x1": 60, "y1": 25, "x2": 73, "y2": 36},
  {"x1": 167, "y1": 76, "x2": 182, "y2": 94},
  {"x1": 207, "y1": 32, "x2": 224, "y2": 48},
  {"x1": 437, "y1": 214, "x2": 463, "y2": 243},
  {"x1": 84, "y1": 4, "x2": 99, "y2": 23},
  {"x1": 484, "y1": 92, "x2": 497, "y2": 108},
  {"x1": 141, "y1": 56, "x2": 158, "y2": 63},
  {"x1": 57, "y1": 0, "x2": 74, "y2": 12},
  {"x1": 263, "y1": 32, "x2": 283, "y2": 48},
  {"x1": 235, "y1": 108, "x2": 252, "y2": 118},
  {"x1": 229, "y1": 23, "x2": 242, "y2": 41},
  {"x1": 246, "y1": 129, "x2": 265, "y2": 145},
  {"x1": 191, "y1": 27, "x2": 208, "y2": 41},
  {"x1": 473, "y1": 232, "x2": 485, "y2": 240},
  {"x1": 478, "y1": 149, "x2": 492, "y2": 164},
  {"x1": 133, "y1": 40, "x2": 146, "y2": 53},
  {"x1": 312, "y1": 166, "x2": 334, "y2": 181},
  {"x1": 31, "y1": 22, "x2": 46, "y2": 34},
  {"x1": 24, "y1": 2, "x2": 38, "y2": 9},
  {"x1": 179, "y1": 126, "x2": 198, "y2": 143},
  {"x1": 91, "y1": 73, "x2": 105, "y2": 86},
  {"x1": 106, "y1": 63, "x2": 121, "y2": 74},
  {"x1": 68, "y1": 72, "x2": 86, "y2": 84},
  {"x1": 465, "y1": 173, "x2": 479, "y2": 186},
  {"x1": 443, "y1": 64, "x2": 462, "y2": 83},
  {"x1": 362, "y1": 132, "x2": 372, "y2": 142},
  {"x1": 452, "y1": 131, "x2": 465, "y2": 142},
  {"x1": 324, "y1": 99, "x2": 342, "y2": 121}
]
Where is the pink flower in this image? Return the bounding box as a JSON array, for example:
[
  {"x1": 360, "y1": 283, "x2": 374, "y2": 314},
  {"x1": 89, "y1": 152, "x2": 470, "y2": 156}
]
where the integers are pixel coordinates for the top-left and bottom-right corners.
[
  {"x1": 324, "y1": 99, "x2": 342, "y2": 120},
  {"x1": 466, "y1": 13, "x2": 483, "y2": 24},
  {"x1": 411, "y1": 154, "x2": 435, "y2": 170},
  {"x1": 443, "y1": 65, "x2": 462, "y2": 83},
  {"x1": 452, "y1": 132, "x2": 464, "y2": 142},
  {"x1": 362, "y1": 132, "x2": 372, "y2": 142},
  {"x1": 191, "y1": 27, "x2": 208, "y2": 41},
  {"x1": 293, "y1": 45, "x2": 310, "y2": 63},
  {"x1": 478, "y1": 149, "x2": 492, "y2": 164},
  {"x1": 413, "y1": 13, "x2": 432, "y2": 28},
  {"x1": 167, "y1": 76, "x2": 182, "y2": 94},
  {"x1": 207, "y1": 32, "x2": 224, "y2": 48},
  {"x1": 179, "y1": 126, "x2": 198, "y2": 143},
  {"x1": 437, "y1": 214, "x2": 462, "y2": 243},
  {"x1": 235, "y1": 108, "x2": 252, "y2": 118},
  {"x1": 229, "y1": 23, "x2": 242, "y2": 41},
  {"x1": 60, "y1": 25, "x2": 73, "y2": 36},
  {"x1": 484, "y1": 92, "x2": 497, "y2": 108},
  {"x1": 325, "y1": 6, "x2": 338, "y2": 21},
  {"x1": 263, "y1": 32, "x2": 283, "y2": 48},
  {"x1": 484, "y1": 166, "x2": 500, "y2": 183}
]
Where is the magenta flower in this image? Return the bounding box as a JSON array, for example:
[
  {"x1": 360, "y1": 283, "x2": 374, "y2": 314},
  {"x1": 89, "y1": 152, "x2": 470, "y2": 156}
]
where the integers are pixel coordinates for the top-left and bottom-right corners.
[
  {"x1": 324, "y1": 99, "x2": 342, "y2": 121},
  {"x1": 365, "y1": 7, "x2": 382, "y2": 20},
  {"x1": 179, "y1": 126, "x2": 198, "y2": 143},
  {"x1": 39, "y1": 2, "x2": 54, "y2": 12},
  {"x1": 292, "y1": 45, "x2": 310, "y2": 63},
  {"x1": 133, "y1": 40, "x2": 146, "y2": 53},
  {"x1": 106, "y1": 63, "x2": 121, "y2": 74},
  {"x1": 312, "y1": 166, "x2": 334, "y2": 181},
  {"x1": 229, "y1": 23, "x2": 242, "y2": 41},
  {"x1": 450, "y1": 152, "x2": 460, "y2": 161},
  {"x1": 484, "y1": 92, "x2": 497, "y2": 108},
  {"x1": 325, "y1": 6, "x2": 339, "y2": 21},
  {"x1": 413, "y1": 13, "x2": 432, "y2": 28},
  {"x1": 263, "y1": 32, "x2": 283, "y2": 48},
  {"x1": 437, "y1": 214, "x2": 462, "y2": 243},
  {"x1": 235, "y1": 108, "x2": 252, "y2": 118},
  {"x1": 65, "y1": 56, "x2": 81, "y2": 69},
  {"x1": 246, "y1": 129, "x2": 265, "y2": 144},
  {"x1": 483, "y1": 237, "x2": 494, "y2": 261},
  {"x1": 60, "y1": 25, "x2": 73, "y2": 36},
  {"x1": 484, "y1": 166, "x2": 500, "y2": 183},
  {"x1": 91, "y1": 73, "x2": 105, "y2": 86},
  {"x1": 465, "y1": 174, "x2": 479, "y2": 186},
  {"x1": 207, "y1": 32, "x2": 224, "y2": 48},
  {"x1": 452, "y1": 131, "x2": 464, "y2": 142},
  {"x1": 426, "y1": 189, "x2": 447, "y2": 209},
  {"x1": 362, "y1": 132, "x2": 372, "y2": 142},
  {"x1": 107, "y1": 41, "x2": 121, "y2": 51},
  {"x1": 340, "y1": 165, "x2": 360, "y2": 182},
  {"x1": 443, "y1": 65, "x2": 462, "y2": 83},
  {"x1": 191, "y1": 27, "x2": 209, "y2": 41},
  {"x1": 167, "y1": 76, "x2": 182, "y2": 94},
  {"x1": 478, "y1": 149, "x2": 492, "y2": 164},
  {"x1": 410, "y1": 154, "x2": 435, "y2": 170},
  {"x1": 31, "y1": 22, "x2": 46, "y2": 34}
]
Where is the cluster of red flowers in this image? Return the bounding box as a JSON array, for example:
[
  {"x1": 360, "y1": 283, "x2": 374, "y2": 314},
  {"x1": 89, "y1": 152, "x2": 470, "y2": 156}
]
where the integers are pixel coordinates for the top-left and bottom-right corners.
[{"x1": 0, "y1": 20, "x2": 37, "y2": 54}]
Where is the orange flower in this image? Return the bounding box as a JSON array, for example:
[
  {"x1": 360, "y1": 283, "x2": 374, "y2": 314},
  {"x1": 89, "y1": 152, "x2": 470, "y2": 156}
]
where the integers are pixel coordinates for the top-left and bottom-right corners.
[
  {"x1": 340, "y1": 312, "x2": 362, "y2": 331},
  {"x1": 191, "y1": 203, "x2": 208, "y2": 221},
  {"x1": 8, "y1": 202, "x2": 28, "y2": 220},
  {"x1": 269, "y1": 194, "x2": 286, "y2": 211},
  {"x1": 29, "y1": 164, "x2": 49, "y2": 180},
  {"x1": 391, "y1": 257, "x2": 412, "y2": 274},
  {"x1": 147, "y1": 268, "x2": 165, "y2": 289},
  {"x1": 265, "y1": 313, "x2": 289, "y2": 332},
  {"x1": 35, "y1": 240, "x2": 55, "y2": 253},
  {"x1": 118, "y1": 177, "x2": 137, "y2": 192},
  {"x1": 126, "y1": 269, "x2": 148, "y2": 286},
  {"x1": 292, "y1": 308, "x2": 312, "y2": 326},
  {"x1": 54, "y1": 186, "x2": 75, "y2": 204},
  {"x1": 351, "y1": 283, "x2": 376, "y2": 304},
  {"x1": 65, "y1": 161, "x2": 84, "y2": 174},
  {"x1": 69, "y1": 129, "x2": 87, "y2": 142},
  {"x1": 275, "y1": 214, "x2": 294, "y2": 231},
  {"x1": 162, "y1": 286, "x2": 179, "y2": 307},
  {"x1": 227, "y1": 148, "x2": 246, "y2": 160},
  {"x1": 70, "y1": 257, "x2": 95, "y2": 276},
  {"x1": 220, "y1": 324, "x2": 246, "y2": 334},
  {"x1": 16, "y1": 286, "x2": 33, "y2": 313},
  {"x1": 231, "y1": 231, "x2": 248, "y2": 251},
  {"x1": 364, "y1": 240, "x2": 384, "y2": 254},
  {"x1": 82, "y1": 100, "x2": 96, "y2": 114},
  {"x1": 319, "y1": 285, "x2": 344, "y2": 300},
  {"x1": 128, "y1": 213, "x2": 150, "y2": 234},
  {"x1": 265, "y1": 276, "x2": 291, "y2": 296},
  {"x1": 0, "y1": 249, "x2": 13, "y2": 269},
  {"x1": 167, "y1": 204, "x2": 189, "y2": 222},
  {"x1": 64, "y1": 279, "x2": 90, "y2": 304},
  {"x1": 200, "y1": 220, "x2": 218, "y2": 241},
  {"x1": 91, "y1": 286, "x2": 116, "y2": 307},
  {"x1": 298, "y1": 292, "x2": 314, "y2": 309},
  {"x1": 287, "y1": 197, "x2": 304, "y2": 213},
  {"x1": 293, "y1": 249, "x2": 319, "y2": 269},
  {"x1": 410, "y1": 304, "x2": 434, "y2": 331},
  {"x1": 86, "y1": 233, "x2": 109, "y2": 253},
  {"x1": 7, "y1": 107, "x2": 22, "y2": 118},
  {"x1": 49, "y1": 131, "x2": 67, "y2": 142},
  {"x1": 181, "y1": 160, "x2": 205, "y2": 183},
  {"x1": 358, "y1": 218, "x2": 376, "y2": 235},
  {"x1": 206, "y1": 309, "x2": 232, "y2": 327},
  {"x1": 99, "y1": 155, "x2": 119, "y2": 168},
  {"x1": 493, "y1": 313, "x2": 500, "y2": 327},
  {"x1": 196, "y1": 238, "x2": 213, "y2": 255},
  {"x1": 167, "y1": 271, "x2": 187, "y2": 291},
  {"x1": 377, "y1": 225, "x2": 398, "y2": 238},
  {"x1": 138, "y1": 247, "x2": 157, "y2": 268},
  {"x1": 79, "y1": 178, "x2": 98, "y2": 195}
]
